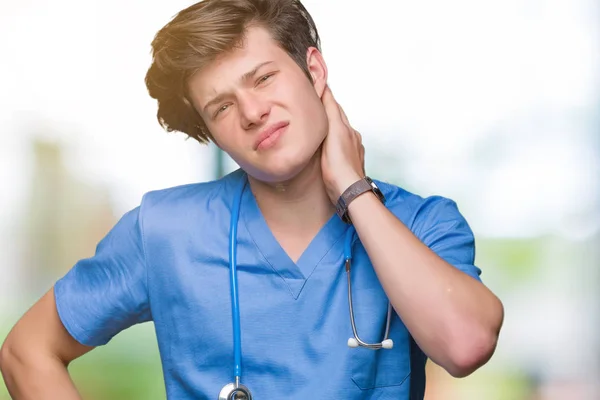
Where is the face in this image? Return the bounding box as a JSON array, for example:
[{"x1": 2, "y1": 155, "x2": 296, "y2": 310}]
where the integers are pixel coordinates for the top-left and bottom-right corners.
[{"x1": 187, "y1": 26, "x2": 328, "y2": 183}]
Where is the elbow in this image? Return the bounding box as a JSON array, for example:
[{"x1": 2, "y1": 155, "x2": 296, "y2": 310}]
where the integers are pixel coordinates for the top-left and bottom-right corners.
[
  {"x1": 0, "y1": 335, "x2": 24, "y2": 375},
  {"x1": 445, "y1": 332, "x2": 499, "y2": 378},
  {"x1": 447, "y1": 309, "x2": 503, "y2": 377},
  {"x1": 0, "y1": 338, "x2": 15, "y2": 375},
  {"x1": 446, "y1": 294, "x2": 504, "y2": 378},
  {"x1": 1, "y1": 335, "x2": 35, "y2": 376},
  {"x1": 445, "y1": 314, "x2": 503, "y2": 378}
]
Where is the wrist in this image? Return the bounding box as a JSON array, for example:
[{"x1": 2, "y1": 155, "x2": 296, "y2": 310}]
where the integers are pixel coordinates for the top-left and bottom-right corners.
[
  {"x1": 330, "y1": 172, "x2": 363, "y2": 202},
  {"x1": 335, "y1": 176, "x2": 385, "y2": 223}
]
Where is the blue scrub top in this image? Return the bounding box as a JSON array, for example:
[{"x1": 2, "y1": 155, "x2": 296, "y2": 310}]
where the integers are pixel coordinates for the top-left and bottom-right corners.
[{"x1": 54, "y1": 169, "x2": 482, "y2": 399}]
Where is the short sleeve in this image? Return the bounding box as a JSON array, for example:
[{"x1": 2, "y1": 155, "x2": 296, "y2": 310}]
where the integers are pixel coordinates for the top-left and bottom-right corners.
[
  {"x1": 413, "y1": 196, "x2": 482, "y2": 281},
  {"x1": 54, "y1": 206, "x2": 151, "y2": 346}
]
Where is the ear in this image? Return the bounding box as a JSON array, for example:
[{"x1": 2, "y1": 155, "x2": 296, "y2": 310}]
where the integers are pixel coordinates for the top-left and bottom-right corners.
[{"x1": 305, "y1": 47, "x2": 328, "y2": 98}]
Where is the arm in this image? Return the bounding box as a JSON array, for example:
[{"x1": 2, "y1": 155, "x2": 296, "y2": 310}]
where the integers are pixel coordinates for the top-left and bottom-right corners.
[
  {"x1": 0, "y1": 287, "x2": 95, "y2": 399},
  {"x1": 2, "y1": 205, "x2": 151, "y2": 398},
  {"x1": 319, "y1": 85, "x2": 503, "y2": 377},
  {"x1": 347, "y1": 192, "x2": 504, "y2": 377}
]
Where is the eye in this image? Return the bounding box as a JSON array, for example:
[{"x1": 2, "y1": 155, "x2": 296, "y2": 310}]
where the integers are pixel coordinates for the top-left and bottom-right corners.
[
  {"x1": 256, "y1": 73, "x2": 274, "y2": 86},
  {"x1": 214, "y1": 104, "x2": 230, "y2": 117}
]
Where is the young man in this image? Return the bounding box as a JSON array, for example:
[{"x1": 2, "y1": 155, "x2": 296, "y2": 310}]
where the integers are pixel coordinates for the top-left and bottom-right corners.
[{"x1": 0, "y1": 0, "x2": 504, "y2": 399}]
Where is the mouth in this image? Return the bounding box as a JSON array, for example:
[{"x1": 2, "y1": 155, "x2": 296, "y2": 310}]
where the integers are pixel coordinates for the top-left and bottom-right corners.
[{"x1": 254, "y1": 121, "x2": 289, "y2": 151}]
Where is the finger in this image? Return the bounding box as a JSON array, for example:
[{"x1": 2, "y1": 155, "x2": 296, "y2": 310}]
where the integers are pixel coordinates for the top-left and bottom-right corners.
[
  {"x1": 338, "y1": 103, "x2": 351, "y2": 127},
  {"x1": 354, "y1": 129, "x2": 362, "y2": 143},
  {"x1": 361, "y1": 144, "x2": 366, "y2": 175},
  {"x1": 321, "y1": 85, "x2": 344, "y2": 127},
  {"x1": 353, "y1": 130, "x2": 363, "y2": 148}
]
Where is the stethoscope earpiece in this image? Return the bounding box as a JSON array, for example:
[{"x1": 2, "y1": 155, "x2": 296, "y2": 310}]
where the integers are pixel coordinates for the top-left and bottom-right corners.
[
  {"x1": 347, "y1": 338, "x2": 394, "y2": 350},
  {"x1": 345, "y1": 226, "x2": 395, "y2": 351}
]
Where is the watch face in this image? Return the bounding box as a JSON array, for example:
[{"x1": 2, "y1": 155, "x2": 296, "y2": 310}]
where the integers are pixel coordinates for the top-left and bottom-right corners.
[{"x1": 366, "y1": 177, "x2": 386, "y2": 203}]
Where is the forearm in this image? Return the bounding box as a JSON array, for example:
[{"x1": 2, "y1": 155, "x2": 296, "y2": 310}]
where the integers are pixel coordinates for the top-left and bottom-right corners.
[
  {"x1": 1, "y1": 347, "x2": 82, "y2": 400},
  {"x1": 348, "y1": 192, "x2": 503, "y2": 376}
]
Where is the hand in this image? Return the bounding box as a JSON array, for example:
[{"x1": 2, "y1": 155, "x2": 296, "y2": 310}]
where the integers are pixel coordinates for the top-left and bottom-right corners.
[{"x1": 320, "y1": 85, "x2": 365, "y2": 204}]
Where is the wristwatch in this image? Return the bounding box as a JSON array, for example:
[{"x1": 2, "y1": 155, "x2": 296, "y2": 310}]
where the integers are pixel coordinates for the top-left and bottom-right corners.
[{"x1": 335, "y1": 176, "x2": 385, "y2": 224}]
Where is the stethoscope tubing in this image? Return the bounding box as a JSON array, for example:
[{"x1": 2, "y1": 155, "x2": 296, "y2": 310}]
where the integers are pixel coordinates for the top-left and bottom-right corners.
[
  {"x1": 229, "y1": 178, "x2": 247, "y2": 381},
  {"x1": 223, "y1": 176, "x2": 393, "y2": 399},
  {"x1": 344, "y1": 222, "x2": 394, "y2": 350}
]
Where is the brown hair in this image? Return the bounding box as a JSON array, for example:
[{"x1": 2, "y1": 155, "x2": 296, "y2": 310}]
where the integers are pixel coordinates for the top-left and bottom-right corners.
[{"x1": 145, "y1": 0, "x2": 321, "y2": 144}]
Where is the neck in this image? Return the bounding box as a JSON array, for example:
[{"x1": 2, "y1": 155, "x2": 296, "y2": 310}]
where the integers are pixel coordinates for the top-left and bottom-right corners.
[{"x1": 247, "y1": 152, "x2": 335, "y2": 234}]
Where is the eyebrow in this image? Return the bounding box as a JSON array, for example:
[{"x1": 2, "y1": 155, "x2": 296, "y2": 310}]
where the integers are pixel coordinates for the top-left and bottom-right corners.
[{"x1": 202, "y1": 61, "x2": 274, "y2": 113}]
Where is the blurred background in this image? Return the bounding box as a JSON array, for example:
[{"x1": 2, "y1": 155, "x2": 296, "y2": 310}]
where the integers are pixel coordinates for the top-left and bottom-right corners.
[{"x1": 1, "y1": 0, "x2": 598, "y2": 398}]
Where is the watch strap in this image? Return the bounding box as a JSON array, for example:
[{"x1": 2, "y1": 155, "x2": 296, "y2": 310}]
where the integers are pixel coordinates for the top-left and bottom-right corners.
[{"x1": 335, "y1": 177, "x2": 384, "y2": 223}]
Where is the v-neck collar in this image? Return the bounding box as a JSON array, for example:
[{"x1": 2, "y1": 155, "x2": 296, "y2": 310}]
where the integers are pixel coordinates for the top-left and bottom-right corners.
[{"x1": 239, "y1": 174, "x2": 347, "y2": 299}]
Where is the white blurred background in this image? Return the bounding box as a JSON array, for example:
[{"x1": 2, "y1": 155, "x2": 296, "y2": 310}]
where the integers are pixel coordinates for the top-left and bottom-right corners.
[{"x1": 1, "y1": 0, "x2": 599, "y2": 399}]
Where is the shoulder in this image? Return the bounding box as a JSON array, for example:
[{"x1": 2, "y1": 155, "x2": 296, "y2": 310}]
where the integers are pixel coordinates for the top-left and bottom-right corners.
[
  {"x1": 375, "y1": 179, "x2": 481, "y2": 279},
  {"x1": 374, "y1": 178, "x2": 468, "y2": 236},
  {"x1": 130, "y1": 169, "x2": 245, "y2": 236},
  {"x1": 139, "y1": 169, "x2": 244, "y2": 213}
]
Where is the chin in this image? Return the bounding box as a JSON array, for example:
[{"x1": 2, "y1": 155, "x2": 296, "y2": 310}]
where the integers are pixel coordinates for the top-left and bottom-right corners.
[
  {"x1": 245, "y1": 163, "x2": 302, "y2": 184},
  {"x1": 242, "y1": 152, "x2": 314, "y2": 184}
]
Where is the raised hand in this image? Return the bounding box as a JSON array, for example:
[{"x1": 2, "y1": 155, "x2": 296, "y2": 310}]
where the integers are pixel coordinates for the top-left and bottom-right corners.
[{"x1": 320, "y1": 85, "x2": 365, "y2": 204}]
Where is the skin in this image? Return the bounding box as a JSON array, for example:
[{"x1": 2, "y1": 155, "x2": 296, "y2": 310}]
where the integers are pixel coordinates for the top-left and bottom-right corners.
[
  {"x1": 187, "y1": 26, "x2": 338, "y2": 260},
  {"x1": 0, "y1": 289, "x2": 91, "y2": 399},
  {"x1": 188, "y1": 25, "x2": 504, "y2": 377},
  {"x1": 0, "y1": 23, "x2": 504, "y2": 399}
]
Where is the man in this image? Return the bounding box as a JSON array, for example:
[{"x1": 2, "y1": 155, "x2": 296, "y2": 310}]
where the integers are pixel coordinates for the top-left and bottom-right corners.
[{"x1": 0, "y1": 0, "x2": 504, "y2": 399}]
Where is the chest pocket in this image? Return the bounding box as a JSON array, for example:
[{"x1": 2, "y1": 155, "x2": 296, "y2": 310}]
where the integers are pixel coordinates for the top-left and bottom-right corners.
[{"x1": 349, "y1": 287, "x2": 412, "y2": 390}]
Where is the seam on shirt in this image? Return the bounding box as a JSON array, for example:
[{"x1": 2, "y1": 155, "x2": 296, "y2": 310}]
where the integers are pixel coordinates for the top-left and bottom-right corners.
[
  {"x1": 414, "y1": 199, "x2": 479, "y2": 274},
  {"x1": 241, "y1": 217, "x2": 298, "y2": 296},
  {"x1": 236, "y1": 182, "x2": 300, "y2": 296},
  {"x1": 411, "y1": 196, "x2": 451, "y2": 238},
  {"x1": 304, "y1": 229, "x2": 347, "y2": 282},
  {"x1": 423, "y1": 206, "x2": 477, "y2": 264},
  {"x1": 433, "y1": 218, "x2": 477, "y2": 265},
  {"x1": 250, "y1": 233, "x2": 297, "y2": 296},
  {"x1": 139, "y1": 194, "x2": 151, "y2": 317},
  {"x1": 54, "y1": 283, "x2": 98, "y2": 346}
]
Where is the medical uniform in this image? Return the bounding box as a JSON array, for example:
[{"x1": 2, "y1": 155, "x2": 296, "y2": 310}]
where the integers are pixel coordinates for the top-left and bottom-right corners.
[{"x1": 54, "y1": 169, "x2": 482, "y2": 399}]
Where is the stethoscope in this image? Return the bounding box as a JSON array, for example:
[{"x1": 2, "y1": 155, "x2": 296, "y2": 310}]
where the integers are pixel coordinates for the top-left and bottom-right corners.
[{"x1": 219, "y1": 177, "x2": 394, "y2": 400}]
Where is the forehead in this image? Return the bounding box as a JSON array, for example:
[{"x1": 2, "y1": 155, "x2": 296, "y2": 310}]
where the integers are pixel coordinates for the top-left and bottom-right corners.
[{"x1": 188, "y1": 27, "x2": 291, "y2": 103}]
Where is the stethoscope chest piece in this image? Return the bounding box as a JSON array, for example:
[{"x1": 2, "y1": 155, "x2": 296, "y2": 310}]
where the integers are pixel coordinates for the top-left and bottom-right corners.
[{"x1": 218, "y1": 383, "x2": 253, "y2": 400}]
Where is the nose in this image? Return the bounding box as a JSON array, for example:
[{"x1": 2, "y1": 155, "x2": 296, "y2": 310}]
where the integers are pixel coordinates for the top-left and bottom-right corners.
[{"x1": 238, "y1": 92, "x2": 270, "y2": 130}]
